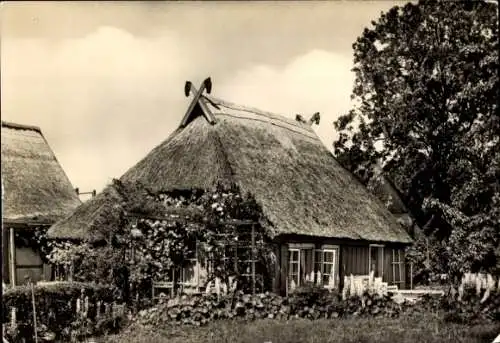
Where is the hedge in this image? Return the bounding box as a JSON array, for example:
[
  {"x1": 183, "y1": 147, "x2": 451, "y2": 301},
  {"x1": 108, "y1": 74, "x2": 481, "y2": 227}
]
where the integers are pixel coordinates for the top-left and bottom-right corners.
[{"x1": 2, "y1": 282, "x2": 123, "y2": 343}]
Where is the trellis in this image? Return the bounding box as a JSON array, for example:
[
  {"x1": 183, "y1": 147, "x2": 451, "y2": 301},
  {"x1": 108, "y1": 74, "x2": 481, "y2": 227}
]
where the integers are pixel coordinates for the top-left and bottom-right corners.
[{"x1": 124, "y1": 213, "x2": 267, "y2": 300}]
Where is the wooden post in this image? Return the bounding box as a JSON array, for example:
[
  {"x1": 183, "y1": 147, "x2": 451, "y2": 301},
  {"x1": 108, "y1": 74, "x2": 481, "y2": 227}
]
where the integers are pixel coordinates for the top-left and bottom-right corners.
[
  {"x1": 398, "y1": 250, "x2": 403, "y2": 288},
  {"x1": 410, "y1": 263, "x2": 413, "y2": 290},
  {"x1": 2, "y1": 228, "x2": 8, "y2": 283},
  {"x1": 285, "y1": 277, "x2": 288, "y2": 298},
  {"x1": 195, "y1": 240, "x2": 199, "y2": 291},
  {"x1": 31, "y1": 282, "x2": 38, "y2": 343},
  {"x1": 10, "y1": 307, "x2": 16, "y2": 329},
  {"x1": 96, "y1": 301, "x2": 101, "y2": 319},
  {"x1": 171, "y1": 269, "x2": 175, "y2": 297},
  {"x1": 234, "y1": 239, "x2": 238, "y2": 274},
  {"x1": 251, "y1": 224, "x2": 256, "y2": 296},
  {"x1": 392, "y1": 249, "x2": 395, "y2": 285},
  {"x1": 9, "y1": 228, "x2": 16, "y2": 286},
  {"x1": 84, "y1": 296, "x2": 89, "y2": 317},
  {"x1": 280, "y1": 244, "x2": 288, "y2": 297},
  {"x1": 272, "y1": 245, "x2": 281, "y2": 294}
]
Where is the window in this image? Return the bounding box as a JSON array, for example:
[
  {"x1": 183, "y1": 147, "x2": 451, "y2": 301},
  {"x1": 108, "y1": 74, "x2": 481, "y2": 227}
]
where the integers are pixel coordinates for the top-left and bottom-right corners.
[
  {"x1": 181, "y1": 258, "x2": 199, "y2": 287},
  {"x1": 315, "y1": 249, "x2": 337, "y2": 289},
  {"x1": 288, "y1": 249, "x2": 300, "y2": 290},
  {"x1": 391, "y1": 249, "x2": 404, "y2": 285},
  {"x1": 180, "y1": 241, "x2": 211, "y2": 291},
  {"x1": 288, "y1": 244, "x2": 338, "y2": 291}
]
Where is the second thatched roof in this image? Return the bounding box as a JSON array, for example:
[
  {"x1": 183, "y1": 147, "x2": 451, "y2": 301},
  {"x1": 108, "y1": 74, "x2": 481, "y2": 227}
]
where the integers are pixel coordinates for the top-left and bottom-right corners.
[
  {"x1": 2, "y1": 121, "x2": 81, "y2": 225},
  {"x1": 48, "y1": 92, "x2": 412, "y2": 244},
  {"x1": 367, "y1": 165, "x2": 420, "y2": 236}
]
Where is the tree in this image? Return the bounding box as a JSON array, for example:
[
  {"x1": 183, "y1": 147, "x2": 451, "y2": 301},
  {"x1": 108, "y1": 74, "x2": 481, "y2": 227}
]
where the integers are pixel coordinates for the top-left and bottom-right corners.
[{"x1": 333, "y1": 0, "x2": 499, "y2": 278}]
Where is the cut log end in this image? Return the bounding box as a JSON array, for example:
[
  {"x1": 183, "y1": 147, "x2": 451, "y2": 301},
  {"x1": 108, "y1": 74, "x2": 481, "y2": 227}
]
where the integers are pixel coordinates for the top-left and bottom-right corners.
[
  {"x1": 204, "y1": 77, "x2": 212, "y2": 94},
  {"x1": 184, "y1": 81, "x2": 192, "y2": 97}
]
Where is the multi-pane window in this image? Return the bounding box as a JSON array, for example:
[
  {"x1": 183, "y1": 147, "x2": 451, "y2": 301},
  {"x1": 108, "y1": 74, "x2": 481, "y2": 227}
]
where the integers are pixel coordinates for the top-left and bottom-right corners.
[
  {"x1": 315, "y1": 249, "x2": 336, "y2": 288},
  {"x1": 288, "y1": 244, "x2": 338, "y2": 291}
]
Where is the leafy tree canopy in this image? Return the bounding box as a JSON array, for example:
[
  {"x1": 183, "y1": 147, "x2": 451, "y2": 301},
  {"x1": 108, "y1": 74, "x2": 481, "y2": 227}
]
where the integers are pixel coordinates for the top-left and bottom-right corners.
[{"x1": 333, "y1": 0, "x2": 499, "y2": 276}]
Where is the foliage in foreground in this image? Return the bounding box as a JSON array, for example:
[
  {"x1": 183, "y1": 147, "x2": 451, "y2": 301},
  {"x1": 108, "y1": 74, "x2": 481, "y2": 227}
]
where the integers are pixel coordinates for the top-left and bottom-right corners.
[
  {"x1": 134, "y1": 290, "x2": 403, "y2": 328},
  {"x1": 2, "y1": 282, "x2": 122, "y2": 343},
  {"x1": 133, "y1": 286, "x2": 500, "y2": 329},
  {"x1": 103, "y1": 314, "x2": 500, "y2": 343},
  {"x1": 420, "y1": 288, "x2": 500, "y2": 324},
  {"x1": 3, "y1": 282, "x2": 499, "y2": 342}
]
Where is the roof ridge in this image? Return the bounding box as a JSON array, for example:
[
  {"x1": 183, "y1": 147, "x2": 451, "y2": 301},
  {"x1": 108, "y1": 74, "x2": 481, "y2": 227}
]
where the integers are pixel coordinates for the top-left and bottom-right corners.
[
  {"x1": 205, "y1": 95, "x2": 314, "y2": 132},
  {"x1": 2, "y1": 121, "x2": 42, "y2": 134},
  {"x1": 216, "y1": 112, "x2": 319, "y2": 141}
]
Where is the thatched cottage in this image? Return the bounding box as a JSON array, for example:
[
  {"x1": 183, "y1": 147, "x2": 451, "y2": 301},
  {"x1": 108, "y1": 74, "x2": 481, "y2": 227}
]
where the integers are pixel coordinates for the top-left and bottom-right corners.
[
  {"x1": 1, "y1": 121, "x2": 81, "y2": 286},
  {"x1": 48, "y1": 80, "x2": 412, "y2": 293}
]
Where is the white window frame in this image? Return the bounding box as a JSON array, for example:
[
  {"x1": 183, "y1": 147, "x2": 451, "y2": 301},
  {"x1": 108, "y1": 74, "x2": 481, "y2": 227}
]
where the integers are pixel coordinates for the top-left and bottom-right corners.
[
  {"x1": 288, "y1": 248, "x2": 301, "y2": 289},
  {"x1": 320, "y1": 245, "x2": 339, "y2": 289},
  {"x1": 314, "y1": 249, "x2": 323, "y2": 285},
  {"x1": 288, "y1": 243, "x2": 315, "y2": 249},
  {"x1": 287, "y1": 244, "x2": 339, "y2": 291},
  {"x1": 315, "y1": 248, "x2": 338, "y2": 289},
  {"x1": 287, "y1": 243, "x2": 315, "y2": 288}
]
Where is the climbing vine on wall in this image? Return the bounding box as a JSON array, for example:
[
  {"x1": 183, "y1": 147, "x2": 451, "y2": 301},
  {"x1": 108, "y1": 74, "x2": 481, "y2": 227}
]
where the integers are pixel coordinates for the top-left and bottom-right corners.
[{"x1": 43, "y1": 180, "x2": 274, "y2": 298}]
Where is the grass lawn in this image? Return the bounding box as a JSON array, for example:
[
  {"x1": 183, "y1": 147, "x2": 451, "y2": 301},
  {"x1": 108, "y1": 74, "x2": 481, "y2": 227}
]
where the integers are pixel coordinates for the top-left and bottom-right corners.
[{"x1": 102, "y1": 314, "x2": 500, "y2": 343}]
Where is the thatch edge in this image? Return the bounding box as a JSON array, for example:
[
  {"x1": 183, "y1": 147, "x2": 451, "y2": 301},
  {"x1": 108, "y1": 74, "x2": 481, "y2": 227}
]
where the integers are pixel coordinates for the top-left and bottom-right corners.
[{"x1": 1, "y1": 121, "x2": 42, "y2": 134}]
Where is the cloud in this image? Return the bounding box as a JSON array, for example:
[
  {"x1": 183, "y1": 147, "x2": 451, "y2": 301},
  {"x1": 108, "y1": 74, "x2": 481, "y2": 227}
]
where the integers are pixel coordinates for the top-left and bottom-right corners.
[
  {"x1": 2, "y1": 25, "x2": 355, "y2": 194},
  {"x1": 216, "y1": 49, "x2": 355, "y2": 150},
  {"x1": 2, "y1": 26, "x2": 194, "y2": 191}
]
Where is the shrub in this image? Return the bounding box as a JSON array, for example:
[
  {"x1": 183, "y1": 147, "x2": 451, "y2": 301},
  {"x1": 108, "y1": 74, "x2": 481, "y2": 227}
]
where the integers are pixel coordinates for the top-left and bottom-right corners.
[
  {"x1": 134, "y1": 289, "x2": 412, "y2": 328},
  {"x1": 414, "y1": 288, "x2": 500, "y2": 324},
  {"x1": 2, "y1": 282, "x2": 121, "y2": 342},
  {"x1": 444, "y1": 288, "x2": 500, "y2": 324},
  {"x1": 288, "y1": 284, "x2": 343, "y2": 319}
]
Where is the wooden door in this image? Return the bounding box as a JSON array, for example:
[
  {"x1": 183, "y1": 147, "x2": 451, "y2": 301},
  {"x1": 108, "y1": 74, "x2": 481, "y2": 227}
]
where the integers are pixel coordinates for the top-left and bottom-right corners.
[{"x1": 369, "y1": 245, "x2": 384, "y2": 278}]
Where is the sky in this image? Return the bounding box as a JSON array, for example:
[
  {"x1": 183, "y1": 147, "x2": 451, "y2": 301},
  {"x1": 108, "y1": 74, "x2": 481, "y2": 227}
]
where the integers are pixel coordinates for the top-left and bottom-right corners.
[{"x1": 1, "y1": 1, "x2": 407, "y2": 194}]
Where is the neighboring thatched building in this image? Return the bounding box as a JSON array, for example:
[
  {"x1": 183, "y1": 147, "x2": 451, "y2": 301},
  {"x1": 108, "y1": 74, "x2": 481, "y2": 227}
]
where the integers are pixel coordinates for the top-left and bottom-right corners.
[
  {"x1": 1, "y1": 121, "x2": 81, "y2": 286},
  {"x1": 366, "y1": 164, "x2": 421, "y2": 238},
  {"x1": 48, "y1": 81, "x2": 412, "y2": 293}
]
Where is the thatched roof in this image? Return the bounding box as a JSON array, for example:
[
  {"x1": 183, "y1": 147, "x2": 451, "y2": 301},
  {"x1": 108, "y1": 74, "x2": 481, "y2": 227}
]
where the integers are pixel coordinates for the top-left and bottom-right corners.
[
  {"x1": 367, "y1": 166, "x2": 409, "y2": 216},
  {"x1": 48, "y1": 93, "x2": 412, "y2": 244},
  {"x1": 1, "y1": 121, "x2": 81, "y2": 225},
  {"x1": 366, "y1": 166, "x2": 419, "y2": 233},
  {"x1": 46, "y1": 184, "x2": 121, "y2": 240}
]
